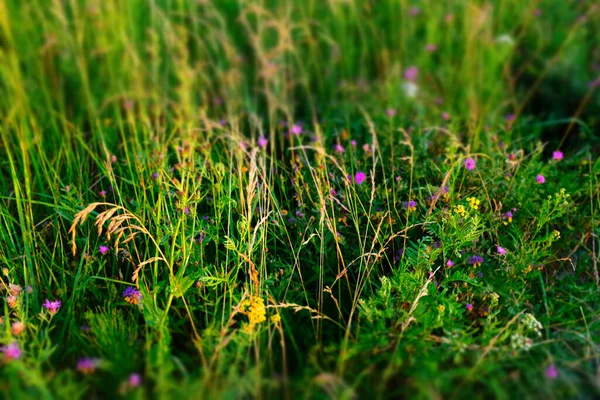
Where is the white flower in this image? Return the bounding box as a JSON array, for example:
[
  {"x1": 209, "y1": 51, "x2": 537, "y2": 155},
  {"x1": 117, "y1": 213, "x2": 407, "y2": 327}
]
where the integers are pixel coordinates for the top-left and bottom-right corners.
[
  {"x1": 496, "y1": 34, "x2": 515, "y2": 46},
  {"x1": 401, "y1": 81, "x2": 419, "y2": 98}
]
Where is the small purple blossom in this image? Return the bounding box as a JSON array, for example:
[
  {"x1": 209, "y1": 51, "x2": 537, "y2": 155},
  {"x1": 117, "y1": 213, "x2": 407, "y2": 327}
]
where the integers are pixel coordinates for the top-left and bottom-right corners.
[
  {"x1": 290, "y1": 124, "x2": 303, "y2": 135},
  {"x1": 468, "y1": 256, "x2": 484, "y2": 268},
  {"x1": 386, "y1": 108, "x2": 397, "y2": 117},
  {"x1": 1, "y1": 342, "x2": 21, "y2": 361},
  {"x1": 536, "y1": 174, "x2": 545, "y2": 184},
  {"x1": 122, "y1": 287, "x2": 142, "y2": 305},
  {"x1": 99, "y1": 245, "x2": 110, "y2": 255},
  {"x1": 354, "y1": 171, "x2": 366, "y2": 185},
  {"x1": 350, "y1": 140, "x2": 357, "y2": 147},
  {"x1": 333, "y1": 143, "x2": 345, "y2": 153},
  {"x1": 466, "y1": 303, "x2": 473, "y2": 311},
  {"x1": 464, "y1": 157, "x2": 476, "y2": 171},
  {"x1": 77, "y1": 358, "x2": 100, "y2": 374},
  {"x1": 99, "y1": 190, "x2": 107, "y2": 197},
  {"x1": 496, "y1": 246, "x2": 506, "y2": 255},
  {"x1": 552, "y1": 151, "x2": 563, "y2": 161},
  {"x1": 152, "y1": 172, "x2": 159, "y2": 180},
  {"x1": 404, "y1": 66, "x2": 418, "y2": 82},
  {"x1": 446, "y1": 259, "x2": 454, "y2": 268},
  {"x1": 545, "y1": 364, "x2": 558, "y2": 379},
  {"x1": 405, "y1": 200, "x2": 417, "y2": 211},
  {"x1": 43, "y1": 299, "x2": 62, "y2": 315},
  {"x1": 129, "y1": 372, "x2": 142, "y2": 387},
  {"x1": 258, "y1": 136, "x2": 268, "y2": 149}
]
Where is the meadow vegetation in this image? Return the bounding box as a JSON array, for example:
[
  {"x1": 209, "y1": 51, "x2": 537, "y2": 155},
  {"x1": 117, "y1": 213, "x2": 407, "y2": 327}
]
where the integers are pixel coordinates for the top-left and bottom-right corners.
[{"x1": 0, "y1": 0, "x2": 599, "y2": 398}]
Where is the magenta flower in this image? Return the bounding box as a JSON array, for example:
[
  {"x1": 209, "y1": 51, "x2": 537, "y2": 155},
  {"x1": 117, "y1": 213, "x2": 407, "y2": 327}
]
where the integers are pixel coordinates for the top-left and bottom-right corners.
[
  {"x1": 404, "y1": 66, "x2": 418, "y2": 82},
  {"x1": 496, "y1": 245, "x2": 506, "y2": 255},
  {"x1": 466, "y1": 303, "x2": 473, "y2": 311},
  {"x1": 333, "y1": 143, "x2": 345, "y2": 153},
  {"x1": 122, "y1": 287, "x2": 142, "y2": 305},
  {"x1": 424, "y1": 43, "x2": 437, "y2": 53},
  {"x1": 99, "y1": 245, "x2": 110, "y2": 255},
  {"x1": 99, "y1": 190, "x2": 107, "y2": 197},
  {"x1": 386, "y1": 108, "x2": 397, "y2": 117},
  {"x1": 354, "y1": 171, "x2": 366, "y2": 185},
  {"x1": 350, "y1": 140, "x2": 357, "y2": 147},
  {"x1": 405, "y1": 200, "x2": 417, "y2": 211},
  {"x1": 545, "y1": 364, "x2": 558, "y2": 379},
  {"x1": 1, "y1": 342, "x2": 21, "y2": 361},
  {"x1": 258, "y1": 136, "x2": 268, "y2": 149},
  {"x1": 464, "y1": 157, "x2": 476, "y2": 171},
  {"x1": 77, "y1": 357, "x2": 100, "y2": 374},
  {"x1": 552, "y1": 151, "x2": 563, "y2": 161},
  {"x1": 290, "y1": 124, "x2": 303, "y2": 135},
  {"x1": 441, "y1": 112, "x2": 450, "y2": 121},
  {"x1": 129, "y1": 372, "x2": 142, "y2": 387},
  {"x1": 43, "y1": 299, "x2": 62, "y2": 315},
  {"x1": 152, "y1": 172, "x2": 159, "y2": 180},
  {"x1": 468, "y1": 255, "x2": 484, "y2": 268},
  {"x1": 536, "y1": 174, "x2": 545, "y2": 184},
  {"x1": 446, "y1": 259, "x2": 454, "y2": 268}
]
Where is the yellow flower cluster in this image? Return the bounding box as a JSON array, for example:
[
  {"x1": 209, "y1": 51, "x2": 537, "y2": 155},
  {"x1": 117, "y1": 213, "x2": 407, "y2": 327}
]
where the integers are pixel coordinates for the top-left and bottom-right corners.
[
  {"x1": 240, "y1": 296, "x2": 267, "y2": 329},
  {"x1": 467, "y1": 197, "x2": 481, "y2": 210},
  {"x1": 454, "y1": 204, "x2": 467, "y2": 217}
]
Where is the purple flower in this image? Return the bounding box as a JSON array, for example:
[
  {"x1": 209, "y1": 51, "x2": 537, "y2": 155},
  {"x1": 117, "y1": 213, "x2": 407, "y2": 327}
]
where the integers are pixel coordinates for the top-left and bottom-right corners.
[
  {"x1": 1, "y1": 342, "x2": 21, "y2": 361},
  {"x1": 536, "y1": 174, "x2": 545, "y2": 184},
  {"x1": 43, "y1": 299, "x2": 62, "y2": 315},
  {"x1": 466, "y1": 303, "x2": 473, "y2": 311},
  {"x1": 129, "y1": 372, "x2": 142, "y2": 387},
  {"x1": 77, "y1": 358, "x2": 100, "y2": 374},
  {"x1": 545, "y1": 364, "x2": 558, "y2": 379},
  {"x1": 333, "y1": 143, "x2": 345, "y2": 153},
  {"x1": 354, "y1": 171, "x2": 366, "y2": 185},
  {"x1": 464, "y1": 157, "x2": 476, "y2": 171},
  {"x1": 350, "y1": 140, "x2": 357, "y2": 147},
  {"x1": 552, "y1": 151, "x2": 563, "y2": 161},
  {"x1": 99, "y1": 245, "x2": 110, "y2": 255},
  {"x1": 446, "y1": 259, "x2": 454, "y2": 268},
  {"x1": 122, "y1": 287, "x2": 142, "y2": 305},
  {"x1": 258, "y1": 136, "x2": 268, "y2": 149},
  {"x1": 468, "y1": 256, "x2": 484, "y2": 268},
  {"x1": 99, "y1": 190, "x2": 107, "y2": 197},
  {"x1": 496, "y1": 246, "x2": 506, "y2": 255},
  {"x1": 404, "y1": 66, "x2": 418, "y2": 82},
  {"x1": 290, "y1": 124, "x2": 303, "y2": 135},
  {"x1": 386, "y1": 108, "x2": 397, "y2": 117},
  {"x1": 405, "y1": 200, "x2": 417, "y2": 211},
  {"x1": 441, "y1": 112, "x2": 450, "y2": 121},
  {"x1": 424, "y1": 43, "x2": 437, "y2": 53},
  {"x1": 152, "y1": 172, "x2": 159, "y2": 180}
]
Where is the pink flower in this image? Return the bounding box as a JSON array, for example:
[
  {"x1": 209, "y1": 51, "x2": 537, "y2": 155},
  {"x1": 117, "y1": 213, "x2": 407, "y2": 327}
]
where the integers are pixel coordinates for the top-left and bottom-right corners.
[
  {"x1": 386, "y1": 108, "x2": 397, "y2": 117},
  {"x1": 545, "y1": 364, "x2": 558, "y2": 379},
  {"x1": 536, "y1": 174, "x2": 545, "y2": 184},
  {"x1": 425, "y1": 43, "x2": 437, "y2": 53},
  {"x1": 464, "y1": 157, "x2": 476, "y2": 171},
  {"x1": 466, "y1": 303, "x2": 473, "y2": 311},
  {"x1": 99, "y1": 190, "x2": 107, "y2": 197},
  {"x1": 496, "y1": 245, "x2": 506, "y2": 255},
  {"x1": 350, "y1": 140, "x2": 357, "y2": 147},
  {"x1": 1, "y1": 342, "x2": 21, "y2": 361},
  {"x1": 333, "y1": 143, "x2": 345, "y2": 153},
  {"x1": 43, "y1": 299, "x2": 62, "y2": 315},
  {"x1": 552, "y1": 151, "x2": 563, "y2": 161},
  {"x1": 290, "y1": 124, "x2": 303, "y2": 135},
  {"x1": 446, "y1": 259, "x2": 454, "y2": 268},
  {"x1": 354, "y1": 172, "x2": 366, "y2": 185},
  {"x1": 129, "y1": 372, "x2": 142, "y2": 387},
  {"x1": 258, "y1": 136, "x2": 268, "y2": 149},
  {"x1": 404, "y1": 66, "x2": 418, "y2": 82},
  {"x1": 441, "y1": 112, "x2": 450, "y2": 121},
  {"x1": 99, "y1": 245, "x2": 110, "y2": 255}
]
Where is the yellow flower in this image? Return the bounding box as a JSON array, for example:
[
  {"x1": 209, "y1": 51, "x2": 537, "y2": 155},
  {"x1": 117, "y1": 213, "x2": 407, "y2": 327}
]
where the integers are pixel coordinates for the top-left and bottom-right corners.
[
  {"x1": 454, "y1": 204, "x2": 467, "y2": 217},
  {"x1": 467, "y1": 197, "x2": 481, "y2": 210},
  {"x1": 270, "y1": 314, "x2": 281, "y2": 323},
  {"x1": 241, "y1": 296, "x2": 267, "y2": 329}
]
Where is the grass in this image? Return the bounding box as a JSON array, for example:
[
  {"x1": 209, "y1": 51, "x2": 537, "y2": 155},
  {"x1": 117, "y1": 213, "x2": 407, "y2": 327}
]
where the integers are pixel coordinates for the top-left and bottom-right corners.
[{"x1": 0, "y1": 0, "x2": 599, "y2": 398}]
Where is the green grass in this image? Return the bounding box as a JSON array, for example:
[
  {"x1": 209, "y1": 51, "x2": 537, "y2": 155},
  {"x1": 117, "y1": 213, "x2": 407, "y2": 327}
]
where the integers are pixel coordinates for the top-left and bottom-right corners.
[{"x1": 0, "y1": 0, "x2": 599, "y2": 398}]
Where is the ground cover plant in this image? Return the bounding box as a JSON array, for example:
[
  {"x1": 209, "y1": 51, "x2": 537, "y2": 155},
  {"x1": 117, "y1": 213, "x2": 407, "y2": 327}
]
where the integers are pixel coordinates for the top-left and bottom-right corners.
[{"x1": 0, "y1": 0, "x2": 599, "y2": 398}]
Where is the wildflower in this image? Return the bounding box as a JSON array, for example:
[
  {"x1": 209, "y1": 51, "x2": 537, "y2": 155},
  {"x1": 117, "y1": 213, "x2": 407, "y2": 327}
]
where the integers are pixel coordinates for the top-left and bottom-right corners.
[
  {"x1": 437, "y1": 305, "x2": 446, "y2": 314},
  {"x1": 77, "y1": 358, "x2": 100, "y2": 374},
  {"x1": 468, "y1": 256, "x2": 484, "y2": 268},
  {"x1": 270, "y1": 314, "x2": 281, "y2": 323},
  {"x1": 404, "y1": 66, "x2": 418, "y2": 81},
  {"x1": 496, "y1": 246, "x2": 506, "y2": 255},
  {"x1": 11, "y1": 321, "x2": 25, "y2": 336},
  {"x1": 354, "y1": 172, "x2": 366, "y2": 185},
  {"x1": 464, "y1": 157, "x2": 476, "y2": 170},
  {"x1": 446, "y1": 259, "x2": 454, "y2": 268},
  {"x1": 333, "y1": 143, "x2": 345, "y2": 153},
  {"x1": 466, "y1": 303, "x2": 473, "y2": 312},
  {"x1": 99, "y1": 245, "x2": 110, "y2": 255},
  {"x1": 425, "y1": 43, "x2": 437, "y2": 53},
  {"x1": 401, "y1": 81, "x2": 418, "y2": 98},
  {"x1": 122, "y1": 287, "x2": 142, "y2": 305},
  {"x1": 467, "y1": 197, "x2": 480, "y2": 210},
  {"x1": 454, "y1": 204, "x2": 467, "y2": 217},
  {"x1": 386, "y1": 108, "x2": 396, "y2": 117},
  {"x1": 496, "y1": 34, "x2": 515, "y2": 46},
  {"x1": 99, "y1": 190, "x2": 107, "y2": 197},
  {"x1": 7, "y1": 296, "x2": 18, "y2": 309},
  {"x1": 503, "y1": 210, "x2": 514, "y2": 224},
  {"x1": 27, "y1": 286, "x2": 33, "y2": 294},
  {"x1": 1, "y1": 342, "x2": 21, "y2": 362},
  {"x1": 545, "y1": 364, "x2": 558, "y2": 379},
  {"x1": 8, "y1": 284, "x2": 21, "y2": 296},
  {"x1": 240, "y1": 296, "x2": 267, "y2": 331},
  {"x1": 43, "y1": 299, "x2": 61, "y2": 314},
  {"x1": 552, "y1": 151, "x2": 563, "y2": 161},
  {"x1": 2, "y1": 268, "x2": 8, "y2": 276},
  {"x1": 405, "y1": 200, "x2": 417, "y2": 212},
  {"x1": 441, "y1": 112, "x2": 450, "y2": 121},
  {"x1": 258, "y1": 136, "x2": 268, "y2": 149},
  {"x1": 290, "y1": 124, "x2": 303, "y2": 135},
  {"x1": 536, "y1": 174, "x2": 545, "y2": 184},
  {"x1": 362, "y1": 143, "x2": 371, "y2": 153},
  {"x1": 350, "y1": 140, "x2": 357, "y2": 147},
  {"x1": 152, "y1": 172, "x2": 159, "y2": 180},
  {"x1": 128, "y1": 373, "x2": 142, "y2": 387}
]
